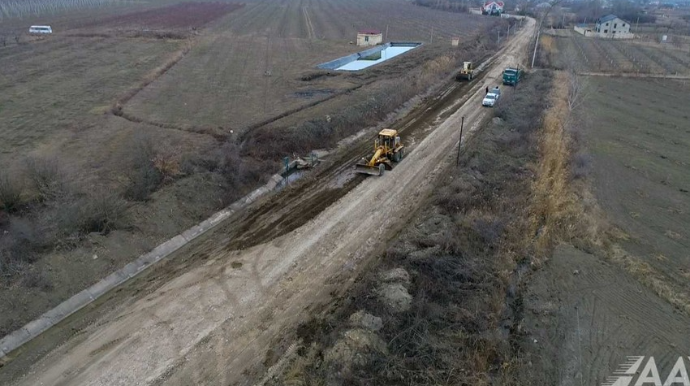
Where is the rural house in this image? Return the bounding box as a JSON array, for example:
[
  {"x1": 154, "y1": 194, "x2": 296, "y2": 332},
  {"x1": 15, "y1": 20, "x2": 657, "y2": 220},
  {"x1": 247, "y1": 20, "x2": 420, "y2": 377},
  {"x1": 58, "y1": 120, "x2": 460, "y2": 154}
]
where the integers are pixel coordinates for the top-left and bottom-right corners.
[
  {"x1": 357, "y1": 29, "x2": 382, "y2": 46},
  {"x1": 595, "y1": 14, "x2": 633, "y2": 38},
  {"x1": 481, "y1": 0, "x2": 504, "y2": 15}
]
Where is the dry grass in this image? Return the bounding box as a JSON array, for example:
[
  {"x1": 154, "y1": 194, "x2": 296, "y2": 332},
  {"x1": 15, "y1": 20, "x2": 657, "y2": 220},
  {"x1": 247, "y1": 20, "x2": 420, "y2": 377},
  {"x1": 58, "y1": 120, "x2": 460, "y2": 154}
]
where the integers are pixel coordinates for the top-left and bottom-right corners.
[{"x1": 528, "y1": 71, "x2": 599, "y2": 262}]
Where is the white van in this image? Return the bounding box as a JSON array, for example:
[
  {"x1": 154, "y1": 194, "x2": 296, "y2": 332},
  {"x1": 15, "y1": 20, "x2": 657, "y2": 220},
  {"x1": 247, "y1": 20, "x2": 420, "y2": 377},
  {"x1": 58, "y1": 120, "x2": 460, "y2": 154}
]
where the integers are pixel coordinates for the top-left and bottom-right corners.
[{"x1": 29, "y1": 26, "x2": 52, "y2": 34}]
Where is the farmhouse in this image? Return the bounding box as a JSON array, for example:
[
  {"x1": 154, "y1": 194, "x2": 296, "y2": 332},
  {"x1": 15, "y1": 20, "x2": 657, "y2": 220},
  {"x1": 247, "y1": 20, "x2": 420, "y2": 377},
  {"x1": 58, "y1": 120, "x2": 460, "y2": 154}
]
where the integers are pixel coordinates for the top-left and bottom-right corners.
[
  {"x1": 481, "y1": 1, "x2": 504, "y2": 15},
  {"x1": 357, "y1": 29, "x2": 382, "y2": 47},
  {"x1": 594, "y1": 14, "x2": 633, "y2": 39}
]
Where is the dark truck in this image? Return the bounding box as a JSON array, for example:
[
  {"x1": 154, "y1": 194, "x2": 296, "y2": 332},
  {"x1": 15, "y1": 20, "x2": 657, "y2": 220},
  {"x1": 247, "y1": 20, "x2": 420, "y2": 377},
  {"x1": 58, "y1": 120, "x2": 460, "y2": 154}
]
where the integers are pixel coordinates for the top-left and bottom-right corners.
[{"x1": 502, "y1": 67, "x2": 521, "y2": 86}]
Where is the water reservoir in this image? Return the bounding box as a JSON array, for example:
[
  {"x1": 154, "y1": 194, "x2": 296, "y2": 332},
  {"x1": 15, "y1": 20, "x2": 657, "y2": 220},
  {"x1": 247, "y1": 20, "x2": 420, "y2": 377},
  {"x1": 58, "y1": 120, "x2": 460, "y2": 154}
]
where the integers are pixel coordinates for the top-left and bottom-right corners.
[{"x1": 318, "y1": 42, "x2": 422, "y2": 72}]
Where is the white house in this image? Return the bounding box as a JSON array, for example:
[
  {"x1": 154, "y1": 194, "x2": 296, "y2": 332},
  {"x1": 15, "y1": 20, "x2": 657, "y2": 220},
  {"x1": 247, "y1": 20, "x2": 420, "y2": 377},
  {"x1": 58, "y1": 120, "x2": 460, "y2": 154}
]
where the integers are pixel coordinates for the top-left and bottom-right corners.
[
  {"x1": 356, "y1": 29, "x2": 382, "y2": 47},
  {"x1": 481, "y1": 1, "x2": 504, "y2": 15},
  {"x1": 595, "y1": 14, "x2": 633, "y2": 38}
]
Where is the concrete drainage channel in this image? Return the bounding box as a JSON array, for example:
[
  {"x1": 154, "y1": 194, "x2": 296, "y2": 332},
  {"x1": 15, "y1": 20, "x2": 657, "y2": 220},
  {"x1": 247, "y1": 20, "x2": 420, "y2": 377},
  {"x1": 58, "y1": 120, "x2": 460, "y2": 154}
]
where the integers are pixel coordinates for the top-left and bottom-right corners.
[{"x1": 0, "y1": 159, "x2": 314, "y2": 360}]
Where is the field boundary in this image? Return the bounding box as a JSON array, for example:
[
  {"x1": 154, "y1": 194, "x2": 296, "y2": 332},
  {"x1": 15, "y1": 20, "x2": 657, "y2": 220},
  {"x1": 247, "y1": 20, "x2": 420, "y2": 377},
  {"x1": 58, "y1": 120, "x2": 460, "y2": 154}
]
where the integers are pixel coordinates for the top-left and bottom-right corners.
[
  {"x1": 0, "y1": 167, "x2": 298, "y2": 360},
  {"x1": 579, "y1": 71, "x2": 690, "y2": 79}
]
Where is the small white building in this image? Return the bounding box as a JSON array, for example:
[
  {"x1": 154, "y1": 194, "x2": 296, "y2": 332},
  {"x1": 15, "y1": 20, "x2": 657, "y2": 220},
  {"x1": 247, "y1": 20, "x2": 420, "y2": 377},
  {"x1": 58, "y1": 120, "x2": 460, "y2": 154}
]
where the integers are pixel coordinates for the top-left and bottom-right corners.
[
  {"x1": 574, "y1": 24, "x2": 595, "y2": 37},
  {"x1": 594, "y1": 14, "x2": 633, "y2": 39},
  {"x1": 357, "y1": 29, "x2": 382, "y2": 47}
]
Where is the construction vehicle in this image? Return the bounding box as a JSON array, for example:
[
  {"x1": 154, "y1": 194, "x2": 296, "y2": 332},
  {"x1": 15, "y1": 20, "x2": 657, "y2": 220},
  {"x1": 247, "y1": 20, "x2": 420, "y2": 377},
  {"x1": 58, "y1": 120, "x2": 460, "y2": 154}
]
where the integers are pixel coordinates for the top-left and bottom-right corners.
[
  {"x1": 355, "y1": 129, "x2": 405, "y2": 176},
  {"x1": 456, "y1": 61, "x2": 474, "y2": 81}
]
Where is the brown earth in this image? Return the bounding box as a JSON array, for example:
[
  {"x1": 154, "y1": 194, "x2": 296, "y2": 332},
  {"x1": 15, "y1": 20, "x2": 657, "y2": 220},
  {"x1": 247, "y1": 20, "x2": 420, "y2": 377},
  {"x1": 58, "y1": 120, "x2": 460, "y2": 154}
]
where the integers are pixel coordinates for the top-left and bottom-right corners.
[
  {"x1": 583, "y1": 76, "x2": 690, "y2": 290},
  {"x1": 521, "y1": 244, "x2": 690, "y2": 385},
  {"x1": 0, "y1": 16, "x2": 537, "y2": 386}
]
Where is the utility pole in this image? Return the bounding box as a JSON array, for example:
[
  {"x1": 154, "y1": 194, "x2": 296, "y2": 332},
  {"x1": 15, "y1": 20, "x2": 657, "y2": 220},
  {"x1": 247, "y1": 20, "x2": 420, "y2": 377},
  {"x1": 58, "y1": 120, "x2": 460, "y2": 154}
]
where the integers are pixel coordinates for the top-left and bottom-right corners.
[
  {"x1": 456, "y1": 116, "x2": 465, "y2": 166},
  {"x1": 385, "y1": 24, "x2": 389, "y2": 42},
  {"x1": 507, "y1": 25, "x2": 510, "y2": 37},
  {"x1": 635, "y1": 16, "x2": 640, "y2": 32},
  {"x1": 532, "y1": 1, "x2": 560, "y2": 68},
  {"x1": 430, "y1": 26, "x2": 434, "y2": 44},
  {"x1": 531, "y1": 26, "x2": 540, "y2": 68}
]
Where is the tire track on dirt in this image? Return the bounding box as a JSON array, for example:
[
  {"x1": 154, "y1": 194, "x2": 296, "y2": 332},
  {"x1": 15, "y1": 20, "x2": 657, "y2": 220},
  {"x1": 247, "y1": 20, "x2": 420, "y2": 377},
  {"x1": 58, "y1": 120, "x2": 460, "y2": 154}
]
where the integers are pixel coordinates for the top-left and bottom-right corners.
[
  {"x1": 302, "y1": 4, "x2": 315, "y2": 40},
  {"x1": 524, "y1": 245, "x2": 690, "y2": 385}
]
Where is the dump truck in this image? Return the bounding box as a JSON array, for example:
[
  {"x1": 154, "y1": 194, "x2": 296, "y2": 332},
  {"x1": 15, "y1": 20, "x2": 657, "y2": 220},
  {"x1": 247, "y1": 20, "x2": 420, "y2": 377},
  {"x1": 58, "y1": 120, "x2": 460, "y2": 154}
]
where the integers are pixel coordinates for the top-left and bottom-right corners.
[
  {"x1": 456, "y1": 61, "x2": 474, "y2": 81},
  {"x1": 502, "y1": 67, "x2": 521, "y2": 86},
  {"x1": 355, "y1": 129, "x2": 405, "y2": 176}
]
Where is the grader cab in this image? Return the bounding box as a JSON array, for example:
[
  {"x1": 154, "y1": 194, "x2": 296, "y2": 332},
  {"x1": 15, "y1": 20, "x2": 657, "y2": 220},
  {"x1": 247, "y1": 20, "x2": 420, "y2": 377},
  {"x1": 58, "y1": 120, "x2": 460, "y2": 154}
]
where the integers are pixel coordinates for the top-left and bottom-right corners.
[{"x1": 355, "y1": 129, "x2": 405, "y2": 176}]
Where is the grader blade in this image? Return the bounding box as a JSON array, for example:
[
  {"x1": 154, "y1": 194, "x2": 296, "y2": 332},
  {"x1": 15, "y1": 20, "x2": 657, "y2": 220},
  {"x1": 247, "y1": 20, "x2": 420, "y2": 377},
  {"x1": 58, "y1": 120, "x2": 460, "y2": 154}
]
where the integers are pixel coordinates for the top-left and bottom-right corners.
[{"x1": 355, "y1": 163, "x2": 384, "y2": 176}]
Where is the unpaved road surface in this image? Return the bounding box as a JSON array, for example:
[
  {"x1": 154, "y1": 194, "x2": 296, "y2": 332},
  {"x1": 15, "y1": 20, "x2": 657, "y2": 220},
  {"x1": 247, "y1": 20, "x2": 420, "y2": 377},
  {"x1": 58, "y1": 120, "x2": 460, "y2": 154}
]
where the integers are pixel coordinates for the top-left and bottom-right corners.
[{"x1": 6, "y1": 19, "x2": 536, "y2": 386}]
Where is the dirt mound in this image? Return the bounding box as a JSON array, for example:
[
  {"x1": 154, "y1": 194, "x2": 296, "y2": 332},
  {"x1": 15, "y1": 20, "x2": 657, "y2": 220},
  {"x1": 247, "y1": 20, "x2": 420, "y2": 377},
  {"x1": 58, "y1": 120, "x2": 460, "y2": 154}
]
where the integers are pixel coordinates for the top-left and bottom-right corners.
[
  {"x1": 348, "y1": 311, "x2": 383, "y2": 332},
  {"x1": 379, "y1": 267, "x2": 411, "y2": 285},
  {"x1": 377, "y1": 282, "x2": 412, "y2": 313},
  {"x1": 323, "y1": 328, "x2": 388, "y2": 384}
]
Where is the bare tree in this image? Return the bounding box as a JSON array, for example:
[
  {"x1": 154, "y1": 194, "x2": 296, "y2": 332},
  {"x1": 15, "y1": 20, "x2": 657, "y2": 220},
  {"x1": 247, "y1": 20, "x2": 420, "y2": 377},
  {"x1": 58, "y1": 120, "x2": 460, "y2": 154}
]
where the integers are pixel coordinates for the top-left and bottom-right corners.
[{"x1": 565, "y1": 70, "x2": 591, "y2": 112}]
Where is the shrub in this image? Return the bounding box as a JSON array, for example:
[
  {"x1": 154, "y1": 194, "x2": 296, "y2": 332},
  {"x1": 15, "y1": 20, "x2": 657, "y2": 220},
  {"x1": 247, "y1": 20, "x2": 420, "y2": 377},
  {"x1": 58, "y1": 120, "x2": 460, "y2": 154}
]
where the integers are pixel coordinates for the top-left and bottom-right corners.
[
  {"x1": 0, "y1": 218, "x2": 45, "y2": 281},
  {"x1": 124, "y1": 137, "x2": 163, "y2": 201},
  {"x1": 21, "y1": 269, "x2": 53, "y2": 290},
  {"x1": 78, "y1": 190, "x2": 128, "y2": 234},
  {"x1": 0, "y1": 171, "x2": 23, "y2": 212},
  {"x1": 25, "y1": 156, "x2": 67, "y2": 202}
]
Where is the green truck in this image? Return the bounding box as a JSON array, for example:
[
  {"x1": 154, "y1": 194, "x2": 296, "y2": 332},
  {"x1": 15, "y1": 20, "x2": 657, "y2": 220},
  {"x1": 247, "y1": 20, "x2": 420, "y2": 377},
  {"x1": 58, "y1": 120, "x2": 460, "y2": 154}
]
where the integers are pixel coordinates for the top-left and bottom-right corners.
[{"x1": 502, "y1": 67, "x2": 521, "y2": 86}]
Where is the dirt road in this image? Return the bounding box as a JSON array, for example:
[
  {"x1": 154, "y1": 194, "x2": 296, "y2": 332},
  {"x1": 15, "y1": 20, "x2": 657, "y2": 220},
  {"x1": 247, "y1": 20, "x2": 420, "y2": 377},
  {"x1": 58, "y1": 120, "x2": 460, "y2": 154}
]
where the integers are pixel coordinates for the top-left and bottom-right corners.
[{"x1": 7, "y1": 18, "x2": 536, "y2": 386}]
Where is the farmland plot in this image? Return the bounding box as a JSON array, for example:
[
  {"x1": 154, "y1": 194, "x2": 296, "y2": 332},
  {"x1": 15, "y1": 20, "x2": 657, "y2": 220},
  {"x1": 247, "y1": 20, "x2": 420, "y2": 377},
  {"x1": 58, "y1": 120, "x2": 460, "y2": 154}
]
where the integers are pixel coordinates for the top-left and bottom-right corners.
[
  {"x1": 126, "y1": 0, "x2": 488, "y2": 133},
  {"x1": 80, "y1": 2, "x2": 244, "y2": 30},
  {"x1": 584, "y1": 77, "x2": 690, "y2": 285},
  {"x1": 0, "y1": 36, "x2": 183, "y2": 159},
  {"x1": 552, "y1": 32, "x2": 690, "y2": 74}
]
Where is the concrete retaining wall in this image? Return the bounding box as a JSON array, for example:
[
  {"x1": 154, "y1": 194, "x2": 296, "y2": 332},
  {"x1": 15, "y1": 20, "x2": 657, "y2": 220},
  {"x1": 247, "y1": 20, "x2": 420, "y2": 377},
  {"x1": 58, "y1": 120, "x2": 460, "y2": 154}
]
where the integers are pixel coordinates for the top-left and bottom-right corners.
[
  {"x1": 317, "y1": 44, "x2": 390, "y2": 70},
  {"x1": 317, "y1": 42, "x2": 422, "y2": 70},
  {"x1": 0, "y1": 164, "x2": 304, "y2": 359}
]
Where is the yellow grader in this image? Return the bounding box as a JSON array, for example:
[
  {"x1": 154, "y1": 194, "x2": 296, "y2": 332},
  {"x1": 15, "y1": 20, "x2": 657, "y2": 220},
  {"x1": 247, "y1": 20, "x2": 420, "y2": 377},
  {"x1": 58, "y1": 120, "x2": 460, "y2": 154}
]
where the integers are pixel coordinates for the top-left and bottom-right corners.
[
  {"x1": 355, "y1": 129, "x2": 405, "y2": 176},
  {"x1": 456, "y1": 61, "x2": 473, "y2": 81}
]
